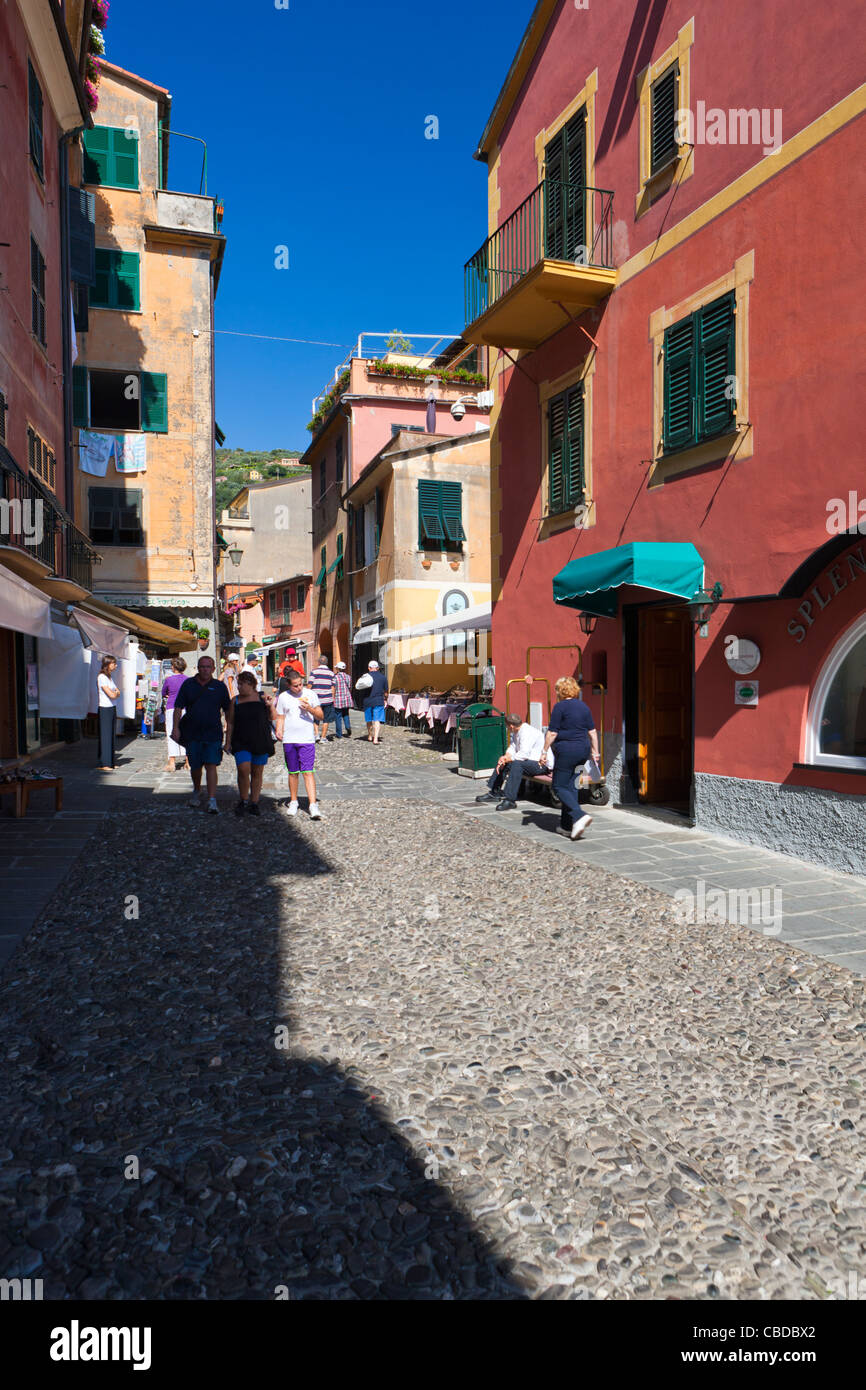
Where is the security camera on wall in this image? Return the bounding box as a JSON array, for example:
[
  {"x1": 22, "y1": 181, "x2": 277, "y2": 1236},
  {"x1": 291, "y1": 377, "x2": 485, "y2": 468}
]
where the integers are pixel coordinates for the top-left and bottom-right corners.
[{"x1": 451, "y1": 401, "x2": 466, "y2": 421}]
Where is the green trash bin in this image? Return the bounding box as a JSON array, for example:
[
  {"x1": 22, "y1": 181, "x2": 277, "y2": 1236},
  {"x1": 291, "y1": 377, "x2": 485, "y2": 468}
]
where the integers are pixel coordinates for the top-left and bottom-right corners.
[{"x1": 457, "y1": 702, "x2": 507, "y2": 779}]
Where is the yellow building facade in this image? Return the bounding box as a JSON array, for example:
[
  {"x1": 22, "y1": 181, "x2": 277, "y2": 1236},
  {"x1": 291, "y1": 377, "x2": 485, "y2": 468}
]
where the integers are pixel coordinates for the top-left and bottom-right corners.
[
  {"x1": 71, "y1": 62, "x2": 225, "y2": 656},
  {"x1": 344, "y1": 429, "x2": 491, "y2": 691}
]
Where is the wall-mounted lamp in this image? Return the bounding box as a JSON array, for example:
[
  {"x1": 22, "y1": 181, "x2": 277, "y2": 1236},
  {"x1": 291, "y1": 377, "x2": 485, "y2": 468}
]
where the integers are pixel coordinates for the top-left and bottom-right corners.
[
  {"x1": 228, "y1": 546, "x2": 244, "y2": 568},
  {"x1": 688, "y1": 581, "x2": 724, "y2": 627},
  {"x1": 579, "y1": 612, "x2": 598, "y2": 635}
]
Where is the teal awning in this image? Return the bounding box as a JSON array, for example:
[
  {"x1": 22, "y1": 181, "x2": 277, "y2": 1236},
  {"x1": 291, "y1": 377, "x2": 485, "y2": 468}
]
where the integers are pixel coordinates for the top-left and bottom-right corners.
[{"x1": 553, "y1": 542, "x2": 705, "y2": 618}]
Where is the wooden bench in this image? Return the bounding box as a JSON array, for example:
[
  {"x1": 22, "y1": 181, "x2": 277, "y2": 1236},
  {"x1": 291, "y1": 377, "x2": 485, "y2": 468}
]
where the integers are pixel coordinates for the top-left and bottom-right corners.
[
  {"x1": 0, "y1": 781, "x2": 24, "y2": 817},
  {"x1": 0, "y1": 777, "x2": 63, "y2": 817},
  {"x1": 20, "y1": 777, "x2": 63, "y2": 815}
]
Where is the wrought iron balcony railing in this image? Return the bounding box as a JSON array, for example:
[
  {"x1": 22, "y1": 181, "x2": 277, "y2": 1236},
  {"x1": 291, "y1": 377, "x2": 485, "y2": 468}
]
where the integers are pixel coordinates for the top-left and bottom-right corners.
[
  {"x1": 464, "y1": 178, "x2": 614, "y2": 327},
  {"x1": 268, "y1": 610, "x2": 294, "y2": 627},
  {"x1": 0, "y1": 448, "x2": 98, "y2": 588}
]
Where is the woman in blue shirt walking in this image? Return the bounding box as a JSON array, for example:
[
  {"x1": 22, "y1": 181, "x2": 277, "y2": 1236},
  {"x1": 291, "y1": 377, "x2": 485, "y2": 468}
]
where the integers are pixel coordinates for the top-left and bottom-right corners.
[{"x1": 541, "y1": 675, "x2": 600, "y2": 841}]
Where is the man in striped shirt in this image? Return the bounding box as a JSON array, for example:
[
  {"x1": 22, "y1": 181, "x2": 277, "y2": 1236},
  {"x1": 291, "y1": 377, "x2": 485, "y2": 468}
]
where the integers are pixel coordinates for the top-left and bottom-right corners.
[{"x1": 309, "y1": 653, "x2": 335, "y2": 741}]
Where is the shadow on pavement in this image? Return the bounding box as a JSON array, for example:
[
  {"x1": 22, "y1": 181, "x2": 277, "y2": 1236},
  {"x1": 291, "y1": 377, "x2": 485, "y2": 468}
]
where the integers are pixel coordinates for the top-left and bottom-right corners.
[{"x1": 0, "y1": 789, "x2": 524, "y2": 1300}]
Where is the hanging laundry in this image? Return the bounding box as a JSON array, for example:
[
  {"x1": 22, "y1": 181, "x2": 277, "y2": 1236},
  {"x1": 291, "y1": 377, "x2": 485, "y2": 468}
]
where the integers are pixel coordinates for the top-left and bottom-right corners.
[
  {"x1": 114, "y1": 434, "x2": 147, "y2": 473},
  {"x1": 78, "y1": 431, "x2": 118, "y2": 476}
]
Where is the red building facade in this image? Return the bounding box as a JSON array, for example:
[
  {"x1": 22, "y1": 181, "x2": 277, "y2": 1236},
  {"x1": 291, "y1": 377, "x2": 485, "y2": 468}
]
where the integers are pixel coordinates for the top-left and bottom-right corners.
[{"x1": 466, "y1": 0, "x2": 866, "y2": 871}]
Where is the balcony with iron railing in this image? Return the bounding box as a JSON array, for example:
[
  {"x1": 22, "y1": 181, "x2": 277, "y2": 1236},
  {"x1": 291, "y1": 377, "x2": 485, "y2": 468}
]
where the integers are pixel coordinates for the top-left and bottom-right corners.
[
  {"x1": 464, "y1": 178, "x2": 616, "y2": 350},
  {"x1": 268, "y1": 610, "x2": 294, "y2": 628},
  {"x1": 0, "y1": 450, "x2": 98, "y2": 591}
]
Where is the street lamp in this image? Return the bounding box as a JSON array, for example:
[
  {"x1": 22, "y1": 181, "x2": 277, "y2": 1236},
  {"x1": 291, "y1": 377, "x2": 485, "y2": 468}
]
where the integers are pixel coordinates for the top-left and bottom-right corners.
[
  {"x1": 579, "y1": 612, "x2": 598, "y2": 636},
  {"x1": 228, "y1": 545, "x2": 243, "y2": 568}
]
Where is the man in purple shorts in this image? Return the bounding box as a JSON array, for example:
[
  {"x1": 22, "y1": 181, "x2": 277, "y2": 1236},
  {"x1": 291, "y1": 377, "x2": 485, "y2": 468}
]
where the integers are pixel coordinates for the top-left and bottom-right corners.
[{"x1": 275, "y1": 670, "x2": 323, "y2": 819}]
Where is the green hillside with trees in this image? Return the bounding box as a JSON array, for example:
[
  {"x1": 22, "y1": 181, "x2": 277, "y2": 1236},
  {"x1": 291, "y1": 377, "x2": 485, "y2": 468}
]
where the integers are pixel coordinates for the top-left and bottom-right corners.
[{"x1": 214, "y1": 448, "x2": 307, "y2": 517}]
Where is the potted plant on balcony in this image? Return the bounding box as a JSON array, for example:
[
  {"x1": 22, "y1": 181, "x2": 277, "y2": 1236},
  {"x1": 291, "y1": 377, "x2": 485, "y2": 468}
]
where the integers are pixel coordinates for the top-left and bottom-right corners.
[{"x1": 196, "y1": 626, "x2": 210, "y2": 649}]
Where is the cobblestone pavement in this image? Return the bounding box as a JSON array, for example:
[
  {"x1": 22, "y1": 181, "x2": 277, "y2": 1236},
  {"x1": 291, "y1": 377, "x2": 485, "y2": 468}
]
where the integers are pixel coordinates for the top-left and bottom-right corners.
[{"x1": 0, "y1": 733, "x2": 864, "y2": 1299}]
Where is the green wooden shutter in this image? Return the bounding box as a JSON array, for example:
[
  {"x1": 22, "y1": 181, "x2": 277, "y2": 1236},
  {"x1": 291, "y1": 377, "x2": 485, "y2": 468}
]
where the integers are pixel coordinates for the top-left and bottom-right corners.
[
  {"x1": 110, "y1": 127, "x2": 138, "y2": 188},
  {"x1": 336, "y1": 531, "x2": 344, "y2": 579},
  {"x1": 140, "y1": 373, "x2": 167, "y2": 432},
  {"x1": 83, "y1": 127, "x2": 138, "y2": 188},
  {"x1": 697, "y1": 293, "x2": 736, "y2": 440},
  {"x1": 663, "y1": 316, "x2": 696, "y2": 452},
  {"x1": 28, "y1": 62, "x2": 44, "y2": 179},
  {"x1": 548, "y1": 393, "x2": 566, "y2": 513},
  {"x1": 418, "y1": 480, "x2": 444, "y2": 547},
  {"x1": 82, "y1": 126, "x2": 110, "y2": 184},
  {"x1": 544, "y1": 129, "x2": 565, "y2": 259},
  {"x1": 563, "y1": 111, "x2": 586, "y2": 262},
  {"x1": 72, "y1": 366, "x2": 88, "y2": 427},
  {"x1": 440, "y1": 481, "x2": 465, "y2": 545},
  {"x1": 651, "y1": 65, "x2": 679, "y2": 174},
  {"x1": 92, "y1": 248, "x2": 112, "y2": 307},
  {"x1": 564, "y1": 384, "x2": 585, "y2": 505},
  {"x1": 115, "y1": 251, "x2": 140, "y2": 310}
]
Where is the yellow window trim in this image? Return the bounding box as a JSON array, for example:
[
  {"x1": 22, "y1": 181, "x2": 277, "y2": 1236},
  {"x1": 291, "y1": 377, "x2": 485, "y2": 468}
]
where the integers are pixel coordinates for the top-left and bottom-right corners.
[
  {"x1": 538, "y1": 353, "x2": 596, "y2": 535},
  {"x1": 648, "y1": 251, "x2": 755, "y2": 485},
  {"x1": 635, "y1": 18, "x2": 695, "y2": 217},
  {"x1": 534, "y1": 69, "x2": 598, "y2": 189}
]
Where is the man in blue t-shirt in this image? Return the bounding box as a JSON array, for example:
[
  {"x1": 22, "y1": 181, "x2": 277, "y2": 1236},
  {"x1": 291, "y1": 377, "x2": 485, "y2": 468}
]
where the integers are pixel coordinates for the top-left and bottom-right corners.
[
  {"x1": 172, "y1": 656, "x2": 233, "y2": 814},
  {"x1": 362, "y1": 660, "x2": 388, "y2": 744}
]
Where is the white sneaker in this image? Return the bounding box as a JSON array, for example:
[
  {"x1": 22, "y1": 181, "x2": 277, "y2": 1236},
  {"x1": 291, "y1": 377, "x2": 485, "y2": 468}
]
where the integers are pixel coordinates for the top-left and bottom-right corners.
[
  {"x1": 309, "y1": 803, "x2": 321, "y2": 820},
  {"x1": 206, "y1": 797, "x2": 219, "y2": 815},
  {"x1": 287, "y1": 800, "x2": 299, "y2": 817},
  {"x1": 571, "y1": 813, "x2": 593, "y2": 840}
]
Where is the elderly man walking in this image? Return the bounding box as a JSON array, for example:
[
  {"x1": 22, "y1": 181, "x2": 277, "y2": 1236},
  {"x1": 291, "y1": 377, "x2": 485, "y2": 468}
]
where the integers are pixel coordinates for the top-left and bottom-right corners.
[
  {"x1": 309, "y1": 653, "x2": 335, "y2": 741},
  {"x1": 173, "y1": 655, "x2": 233, "y2": 814},
  {"x1": 475, "y1": 712, "x2": 550, "y2": 811},
  {"x1": 332, "y1": 661, "x2": 354, "y2": 738},
  {"x1": 359, "y1": 660, "x2": 388, "y2": 744}
]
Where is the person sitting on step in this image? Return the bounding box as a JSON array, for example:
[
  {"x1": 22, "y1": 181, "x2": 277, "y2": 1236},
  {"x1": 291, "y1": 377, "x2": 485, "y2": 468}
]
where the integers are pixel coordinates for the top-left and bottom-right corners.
[{"x1": 475, "y1": 713, "x2": 551, "y2": 811}]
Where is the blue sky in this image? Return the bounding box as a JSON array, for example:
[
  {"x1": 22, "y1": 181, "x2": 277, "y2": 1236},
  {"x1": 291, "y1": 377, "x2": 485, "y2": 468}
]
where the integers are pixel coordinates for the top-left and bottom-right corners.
[{"x1": 105, "y1": 0, "x2": 531, "y2": 452}]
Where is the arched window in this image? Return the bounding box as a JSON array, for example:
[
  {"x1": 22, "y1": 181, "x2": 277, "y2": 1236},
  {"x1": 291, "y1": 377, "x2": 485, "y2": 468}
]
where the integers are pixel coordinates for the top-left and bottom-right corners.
[{"x1": 806, "y1": 614, "x2": 866, "y2": 770}]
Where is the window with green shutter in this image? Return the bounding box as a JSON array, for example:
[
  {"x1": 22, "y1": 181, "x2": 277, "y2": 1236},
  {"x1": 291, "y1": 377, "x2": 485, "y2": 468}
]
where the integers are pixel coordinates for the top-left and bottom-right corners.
[
  {"x1": 336, "y1": 531, "x2": 344, "y2": 579},
  {"x1": 82, "y1": 126, "x2": 139, "y2": 190},
  {"x1": 91, "y1": 249, "x2": 140, "y2": 311},
  {"x1": 547, "y1": 383, "x2": 585, "y2": 514},
  {"x1": 73, "y1": 365, "x2": 89, "y2": 427},
  {"x1": 544, "y1": 110, "x2": 586, "y2": 261},
  {"x1": 30, "y1": 237, "x2": 46, "y2": 346},
  {"x1": 28, "y1": 62, "x2": 44, "y2": 181},
  {"x1": 650, "y1": 64, "x2": 679, "y2": 175},
  {"x1": 315, "y1": 545, "x2": 327, "y2": 587},
  {"x1": 140, "y1": 372, "x2": 168, "y2": 432},
  {"x1": 88, "y1": 487, "x2": 144, "y2": 546},
  {"x1": 662, "y1": 293, "x2": 735, "y2": 454},
  {"x1": 418, "y1": 480, "x2": 465, "y2": 550}
]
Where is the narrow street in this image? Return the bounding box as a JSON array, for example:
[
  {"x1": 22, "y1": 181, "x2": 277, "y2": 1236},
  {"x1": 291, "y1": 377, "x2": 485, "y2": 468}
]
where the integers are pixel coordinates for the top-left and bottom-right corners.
[{"x1": 1, "y1": 733, "x2": 863, "y2": 1300}]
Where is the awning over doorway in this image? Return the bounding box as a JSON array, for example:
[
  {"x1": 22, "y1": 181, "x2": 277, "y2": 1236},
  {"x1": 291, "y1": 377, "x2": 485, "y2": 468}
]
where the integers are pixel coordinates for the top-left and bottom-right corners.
[
  {"x1": 0, "y1": 562, "x2": 53, "y2": 638},
  {"x1": 353, "y1": 624, "x2": 380, "y2": 645},
  {"x1": 552, "y1": 543, "x2": 705, "y2": 618}
]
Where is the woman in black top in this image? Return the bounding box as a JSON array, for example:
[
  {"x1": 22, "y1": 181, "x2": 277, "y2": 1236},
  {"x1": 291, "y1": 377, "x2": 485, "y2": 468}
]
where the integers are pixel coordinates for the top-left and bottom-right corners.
[
  {"x1": 541, "y1": 675, "x2": 600, "y2": 841},
  {"x1": 227, "y1": 671, "x2": 275, "y2": 816}
]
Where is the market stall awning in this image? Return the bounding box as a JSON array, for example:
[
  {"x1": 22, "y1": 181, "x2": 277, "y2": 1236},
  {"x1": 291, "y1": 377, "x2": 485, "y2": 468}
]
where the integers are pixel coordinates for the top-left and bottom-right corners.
[
  {"x1": 74, "y1": 598, "x2": 194, "y2": 654},
  {"x1": 353, "y1": 623, "x2": 380, "y2": 645},
  {"x1": 552, "y1": 543, "x2": 705, "y2": 618},
  {"x1": 382, "y1": 602, "x2": 492, "y2": 642},
  {"x1": 0, "y1": 562, "x2": 53, "y2": 638},
  {"x1": 71, "y1": 605, "x2": 131, "y2": 659}
]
